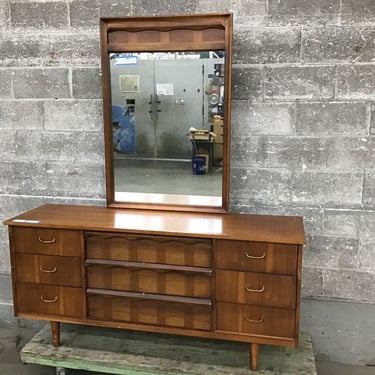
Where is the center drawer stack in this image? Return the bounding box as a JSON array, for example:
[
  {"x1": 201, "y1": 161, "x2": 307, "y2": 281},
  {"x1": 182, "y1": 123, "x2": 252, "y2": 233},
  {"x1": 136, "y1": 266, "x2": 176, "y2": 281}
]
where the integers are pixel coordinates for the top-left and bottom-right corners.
[{"x1": 85, "y1": 232, "x2": 213, "y2": 331}]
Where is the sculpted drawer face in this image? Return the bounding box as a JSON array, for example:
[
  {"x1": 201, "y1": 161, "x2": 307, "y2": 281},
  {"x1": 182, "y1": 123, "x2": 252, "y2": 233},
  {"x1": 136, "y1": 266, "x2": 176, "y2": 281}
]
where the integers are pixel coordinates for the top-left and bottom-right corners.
[
  {"x1": 216, "y1": 240, "x2": 298, "y2": 275},
  {"x1": 87, "y1": 264, "x2": 211, "y2": 298},
  {"x1": 16, "y1": 282, "x2": 84, "y2": 318},
  {"x1": 12, "y1": 227, "x2": 83, "y2": 257},
  {"x1": 85, "y1": 232, "x2": 212, "y2": 267},
  {"x1": 87, "y1": 294, "x2": 212, "y2": 331}
]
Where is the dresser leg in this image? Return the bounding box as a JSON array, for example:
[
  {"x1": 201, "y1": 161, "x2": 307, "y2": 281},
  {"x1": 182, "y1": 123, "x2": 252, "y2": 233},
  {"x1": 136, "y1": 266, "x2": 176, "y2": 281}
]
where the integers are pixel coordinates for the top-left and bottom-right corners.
[
  {"x1": 50, "y1": 321, "x2": 60, "y2": 347},
  {"x1": 249, "y1": 343, "x2": 259, "y2": 371}
]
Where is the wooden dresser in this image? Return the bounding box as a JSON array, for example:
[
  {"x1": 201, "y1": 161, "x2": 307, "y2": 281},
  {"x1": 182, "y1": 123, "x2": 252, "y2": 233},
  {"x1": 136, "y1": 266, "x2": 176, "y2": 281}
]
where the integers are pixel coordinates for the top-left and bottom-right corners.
[{"x1": 5, "y1": 204, "x2": 305, "y2": 371}]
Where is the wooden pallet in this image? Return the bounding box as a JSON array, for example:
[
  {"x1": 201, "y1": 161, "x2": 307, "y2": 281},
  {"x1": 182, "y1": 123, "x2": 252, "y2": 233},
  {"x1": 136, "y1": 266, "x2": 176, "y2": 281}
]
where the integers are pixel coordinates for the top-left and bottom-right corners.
[{"x1": 20, "y1": 324, "x2": 317, "y2": 374}]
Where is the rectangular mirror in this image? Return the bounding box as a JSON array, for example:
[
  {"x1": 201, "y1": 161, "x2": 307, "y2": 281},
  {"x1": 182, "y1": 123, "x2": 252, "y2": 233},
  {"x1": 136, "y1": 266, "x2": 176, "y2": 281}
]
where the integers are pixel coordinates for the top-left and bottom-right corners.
[{"x1": 100, "y1": 14, "x2": 233, "y2": 213}]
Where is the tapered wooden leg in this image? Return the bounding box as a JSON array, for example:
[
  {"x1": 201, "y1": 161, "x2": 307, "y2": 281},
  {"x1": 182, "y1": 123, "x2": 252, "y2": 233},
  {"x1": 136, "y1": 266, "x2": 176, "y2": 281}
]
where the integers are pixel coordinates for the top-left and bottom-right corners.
[
  {"x1": 249, "y1": 343, "x2": 259, "y2": 371},
  {"x1": 50, "y1": 321, "x2": 60, "y2": 347}
]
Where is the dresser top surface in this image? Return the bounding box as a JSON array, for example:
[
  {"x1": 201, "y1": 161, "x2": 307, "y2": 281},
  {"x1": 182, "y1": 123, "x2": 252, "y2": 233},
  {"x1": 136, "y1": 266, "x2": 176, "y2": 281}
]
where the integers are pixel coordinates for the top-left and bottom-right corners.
[{"x1": 5, "y1": 204, "x2": 305, "y2": 244}]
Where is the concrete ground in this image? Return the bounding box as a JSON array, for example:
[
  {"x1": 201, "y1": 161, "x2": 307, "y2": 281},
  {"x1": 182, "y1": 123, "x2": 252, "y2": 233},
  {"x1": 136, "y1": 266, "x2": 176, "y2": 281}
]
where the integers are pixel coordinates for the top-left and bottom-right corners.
[{"x1": 1, "y1": 321, "x2": 374, "y2": 375}]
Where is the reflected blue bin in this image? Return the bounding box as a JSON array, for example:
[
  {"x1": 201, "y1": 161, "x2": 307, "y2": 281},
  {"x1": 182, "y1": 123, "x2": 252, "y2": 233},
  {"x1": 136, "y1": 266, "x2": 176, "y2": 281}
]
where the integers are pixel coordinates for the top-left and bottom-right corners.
[{"x1": 192, "y1": 156, "x2": 206, "y2": 175}]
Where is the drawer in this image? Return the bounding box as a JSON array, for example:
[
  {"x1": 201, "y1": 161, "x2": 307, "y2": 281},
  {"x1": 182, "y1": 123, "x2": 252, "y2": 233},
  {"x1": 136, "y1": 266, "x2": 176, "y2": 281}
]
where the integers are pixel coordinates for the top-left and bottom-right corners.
[
  {"x1": 87, "y1": 263, "x2": 211, "y2": 298},
  {"x1": 12, "y1": 227, "x2": 83, "y2": 256},
  {"x1": 87, "y1": 293, "x2": 211, "y2": 331},
  {"x1": 216, "y1": 302, "x2": 295, "y2": 338},
  {"x1": 215, "y1": 270, "x2": 296, "y2": 309},
  {"x1": 216, "y1": 240, "x2": 297, "y2": 275},
  {"x1": 15, "y1": 254, "x2": 82, "y2": 287},
  {"x1": 85, "y1": 232, "x2": 212, "y2": 267},
  {"x1": 16, "y1": 282, "x2": 84, "y2": 318}
]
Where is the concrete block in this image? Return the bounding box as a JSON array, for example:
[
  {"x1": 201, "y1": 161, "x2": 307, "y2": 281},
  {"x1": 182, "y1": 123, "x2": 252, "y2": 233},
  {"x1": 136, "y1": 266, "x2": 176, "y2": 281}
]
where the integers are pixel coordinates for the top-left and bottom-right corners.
[
  {"x1": 371, "y1": 103, "x2": 375, "y2": 135},
  {"x1": 290, "y1": 171, "x2": 363, "y2": 205},
  {"x1": 43, "y1": 161, "x2": 105, "y2": 199},
  {"x1": 337, "y1": 64, "x2": 375, "y2": 100},
  {"x1": 342, "y1": 0, "x2": 375, "y2": 25},
  {"x1": 0, "y1": 100, "x2": 43, "y2": 130},
  {"x1": 72, "y1": 68, "x2": 102, "y2": 99},
  {"x1": 230, "y1": 167, "x2": 292, "y2": 204},
  {"x1": 231, "y1": 101, "x2": 294, "y2": 136},
  {"x1": 303, "y1": 235, "x2": 359, "y2": 269},
  {"x1": 358, "y1": 239, "x2": 375, "y2": 271},
  {"x1": 295, "y1": 101, "x2": 370, "y2": 135},
  {"x1": 99, "y1": 0, "x2": 131, "y2": 17},
  {"x1": 324, "y1": 209, "x2": 362, "y2": 238},
  {"x1": 363, "y1": 172, "x2": 375, "y2": 208},
  {"x1": 44, "y1": 100, "x2": 103, "y2": 132},
  {"x1": 10, "y1": 1, "x2": 68, "y2": 29},
  {"x1": 322, "y1": 268, "x2": 375, "y2": 302},
  {"x1": 230, "y1": 0, "x2": 267, "y2": 26},
  {"x1": 0, "y1": 2, "x2": 10, "y2": 30},
  {"x1": 196, "y1": 0, "x2": 229, "y2": 13},
  {"x1": 359, "y1": 210, "x2": 375, "y2": 241},
  {"x1": 265, "y1": 66, "x2": 335, "y2": 100},
  {"x1": 13, "y1": 68, "x2": 70, "y2": 99},
  {"x1": 0, "y1": 69, "x2": 12, "y2": 98},
  {"x1": 0, "y1": 241, "x2": 10, "y2": 274},
  {"x1": 233, "y1": 27, "x2": 300, "y2": 64},
  {"x1": 302, "y1": 27, "x2": 375, "y2": 63},
  {"x1": 45, "y1": 34, "x2": 100, "y2": 66},
  {"x1": 268, "y1": 0, "x2": 340, "y2": 26},
  {"x1": 301, "y1": 267, "x2": 324, "y2": 298},
  {"x1": 132, "y1": 0, "x2": 197, "y2": 16},
  {"x1": 0, "y1": 273, "x2": 12, "y2": 301},
  {"x1": 70, "y1": 0, "x2": 99, "y2": 29},
  {"x1": 232, "y1": 66, "x2": 262, "y2": 100},
  {"x1": 0, "y1": 35, "x2": 43, "y2": 67}
]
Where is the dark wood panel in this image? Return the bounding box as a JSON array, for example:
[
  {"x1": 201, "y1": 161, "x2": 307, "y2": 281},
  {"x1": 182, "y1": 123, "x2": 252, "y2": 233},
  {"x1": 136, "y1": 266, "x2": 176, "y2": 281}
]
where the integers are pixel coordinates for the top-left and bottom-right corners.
[
  {"x1": 11, "y1": 226, "x2": 83, "y2": 256},
  {"x1": 216, "y1": 302, "x2": 295, "y2": 338},
  {"x1": 16, "y1": 283, "x2": 84, "y2": 318},
  {"x1": 16, "y1": 254, "x2": 82, "y2": 287},
  {"x1": 85, "y1": 232, "x2": 212, "y2": 267},
  {"x1": 87, "y1": 265, "x2": 211, "y2": 298},
  {"x1": 87, "y1": 294, "x2": 211, "y2": 331},
  {"x1": 216, "y1": 240, "x2": 298, "y2": 275},
  {"x1": 216, "y1": 270, "x2": 296, "y2": 309}
]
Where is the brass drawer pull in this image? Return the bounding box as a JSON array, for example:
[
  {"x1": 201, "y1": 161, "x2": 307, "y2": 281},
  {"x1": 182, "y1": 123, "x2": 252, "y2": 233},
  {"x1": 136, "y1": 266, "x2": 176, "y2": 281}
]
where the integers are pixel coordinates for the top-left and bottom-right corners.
[
  {"x1": 245, "y1": 251, "x2": 265, "y2": 259},
  {"x1": 244, "y1": 315, "x2": 264, "y2": 323},
  {"x1": 245, "y1": 285, "x2": 265, "y2": 293},
  {"x1": 38, "y1": 236, "x2": 56, "y2": 244},
  {"x1": 40, "y1": 296, "x2": 58, "y2": 303},
  {"x1": 39, "y1": 266, "x2": 57, "y2": 273}
]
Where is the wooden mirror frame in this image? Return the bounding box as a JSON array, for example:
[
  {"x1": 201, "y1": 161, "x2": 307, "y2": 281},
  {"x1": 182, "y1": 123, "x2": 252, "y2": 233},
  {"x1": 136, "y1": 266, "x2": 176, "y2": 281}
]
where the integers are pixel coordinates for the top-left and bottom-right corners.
[{"x1": 100, "y1": 13, "x2": 233, "y2": 213}]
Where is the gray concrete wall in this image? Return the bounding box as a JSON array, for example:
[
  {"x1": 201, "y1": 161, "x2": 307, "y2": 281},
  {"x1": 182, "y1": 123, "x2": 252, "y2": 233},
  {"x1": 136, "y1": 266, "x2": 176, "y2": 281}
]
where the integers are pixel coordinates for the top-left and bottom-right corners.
[{"x1": 0, "y1": 0, "x2": 374, "y2": 365}]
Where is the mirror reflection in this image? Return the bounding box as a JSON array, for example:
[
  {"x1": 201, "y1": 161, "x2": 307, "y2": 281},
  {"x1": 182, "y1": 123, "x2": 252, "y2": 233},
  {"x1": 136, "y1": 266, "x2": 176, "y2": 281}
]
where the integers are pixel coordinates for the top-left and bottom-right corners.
[{"x1": 109, "y1": 50, "x2": 225, "y2": 206}]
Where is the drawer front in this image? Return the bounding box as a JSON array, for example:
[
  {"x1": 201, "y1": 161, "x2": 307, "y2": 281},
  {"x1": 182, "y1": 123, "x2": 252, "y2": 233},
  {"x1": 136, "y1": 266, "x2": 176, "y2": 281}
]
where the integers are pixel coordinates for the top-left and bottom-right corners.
[
  {"x1": 15, "y1": 254, "x2": 82, "y2": 287},
  {"x1": 87, "y1": 265, "x2": 211, "y2": 298},
  {"x1": 87, "y1": 294, "x2": 211, "y2": 331},
  {"x1": 85, "y1": 232, "x2": 212, "y2": 267},
  {"x1": 216, "y1": 270, "x2": 296, "y2": 309},
  {"x1": 216, "y1": 240, "x2": 297, "y2": 275},
  {"x1": 16, "y1": 282, "x2": 84, "y2": 318},
  {"x1": 12, "y1": 227, "x2": 83, "y2": 256},
  {"x1": 216, "y1": 302, "x2": 295, "y2": 338}
]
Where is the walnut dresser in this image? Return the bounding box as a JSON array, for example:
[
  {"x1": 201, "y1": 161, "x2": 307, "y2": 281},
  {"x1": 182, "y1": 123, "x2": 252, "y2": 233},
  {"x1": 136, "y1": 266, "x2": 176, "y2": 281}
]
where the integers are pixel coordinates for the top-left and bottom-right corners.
[{"x1": 5, "y1": 204, "x2": 305, "y2": 371}]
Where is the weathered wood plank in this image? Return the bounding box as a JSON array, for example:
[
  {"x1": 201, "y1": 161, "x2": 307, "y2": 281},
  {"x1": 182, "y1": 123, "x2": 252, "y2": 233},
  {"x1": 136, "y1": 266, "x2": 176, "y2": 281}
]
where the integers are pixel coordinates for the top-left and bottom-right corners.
[{"x1": 20, "y1": 324, "x2": 317, "y2": 374}]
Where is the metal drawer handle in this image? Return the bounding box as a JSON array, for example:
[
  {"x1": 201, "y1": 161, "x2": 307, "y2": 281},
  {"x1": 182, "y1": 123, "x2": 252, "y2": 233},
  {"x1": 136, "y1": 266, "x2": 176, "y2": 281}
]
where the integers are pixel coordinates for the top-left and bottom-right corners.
[
  {"x1": 244, "y1": 315, "x2": 264, "y2": 323},
  {"x1": 245, "y1": 285, "x2": 265, "y2": 293},
  {"x1": 40, "y1": 296, "x2": 58, "y2": 303},
  {"x1": 39, "y1": 266, "x2": 57, "y2": 273},
  {"x1": 38, "y1": 236, "x2": 56, "y2": 244},
  {"x1": 245, "y1": 251, "x2": 265, "y2": 259}
]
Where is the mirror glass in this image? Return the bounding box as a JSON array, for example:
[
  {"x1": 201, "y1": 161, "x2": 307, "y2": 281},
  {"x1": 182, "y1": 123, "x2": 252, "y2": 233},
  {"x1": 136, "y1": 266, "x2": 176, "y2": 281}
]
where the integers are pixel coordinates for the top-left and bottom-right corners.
[{"x1": 110, "y1": 50, "x2": 226, "y2": 207}]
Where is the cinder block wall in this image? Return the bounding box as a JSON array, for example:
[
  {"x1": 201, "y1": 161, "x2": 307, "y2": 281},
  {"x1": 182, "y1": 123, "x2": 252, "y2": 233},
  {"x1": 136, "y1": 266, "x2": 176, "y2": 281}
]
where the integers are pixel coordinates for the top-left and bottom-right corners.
[{"x1": 1, "y1": 0, "x2": 374, "y2": 365}]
